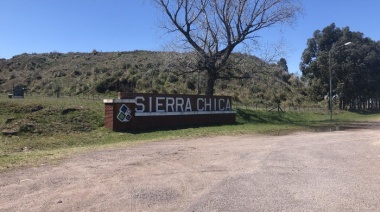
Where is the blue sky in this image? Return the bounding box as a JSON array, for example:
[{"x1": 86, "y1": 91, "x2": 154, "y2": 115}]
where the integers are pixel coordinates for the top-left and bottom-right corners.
[{"x1": 1, "y1": 0, "x2": 379, "y2": 75}]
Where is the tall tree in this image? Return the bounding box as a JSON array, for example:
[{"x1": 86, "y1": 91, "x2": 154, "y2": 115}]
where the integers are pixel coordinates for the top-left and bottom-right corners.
[
  {"x1": 300, "y1": 23, "x2": 380, "y2": 109},
  {"x1": 153, "y1": 0, "x2": 302, "y2": 95}
]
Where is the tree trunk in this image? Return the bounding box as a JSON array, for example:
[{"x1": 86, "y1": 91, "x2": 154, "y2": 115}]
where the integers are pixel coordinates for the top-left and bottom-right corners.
[
  {"x1": 205, "y1": 70, "x2": 216, "y2": 96},
  {"x1": 205, "y1": 75, "x2": 215, "y2": 96},
  {"x1": 342, "y1": 98, "x2": 346, "y2": 110}
]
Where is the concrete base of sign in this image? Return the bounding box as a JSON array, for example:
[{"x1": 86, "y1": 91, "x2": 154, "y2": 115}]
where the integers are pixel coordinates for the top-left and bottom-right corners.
[{"x1": 104, "y1": 93, "x2": 236, "y2": 131}]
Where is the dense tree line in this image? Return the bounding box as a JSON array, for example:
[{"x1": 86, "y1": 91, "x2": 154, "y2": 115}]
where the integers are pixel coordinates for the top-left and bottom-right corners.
[{"x1": 300, "y1": 23, "x2": 380, "y2": 110}]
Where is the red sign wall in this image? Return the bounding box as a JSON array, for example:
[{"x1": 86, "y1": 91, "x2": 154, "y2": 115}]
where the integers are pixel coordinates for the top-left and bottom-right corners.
[{"x1": 104, "y1": 93, "x2": 236, "y2": 131}]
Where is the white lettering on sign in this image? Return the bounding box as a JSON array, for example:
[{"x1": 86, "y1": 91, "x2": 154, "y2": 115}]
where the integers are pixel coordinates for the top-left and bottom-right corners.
[
  {"x1": 156, "y1": 97, "x2": 165, "y2": 112},
  {"x1": 166, "y1": 97, "x2": 175, "y2": 112},
  {"x1": 185, "y1": 98, "x2": 192, "y2": 111},
  {"x1": 176, "y1": 98, "x2": 184, "y2": 112},
  {"x1": 149, "y1": 97, "x2": 152, "y2": 112},
  {"x1": 132, "y1": 96, "x2": 233, "y2": 115},
  {"x1": 205, "y1": 98, "x2": 212, "y2": 111},
  {"x1": 219, "y1": 99, "x2": 225, "y2": 110},
  {"x1": 226, "y1": 99, "x2": 231, "y2": 111},
  {"x1": 135, "y1": 96, "x2": 145, "y2": 112},
  {"x1": 197, "y1": 98, "x2": 204, "y2": 111}
]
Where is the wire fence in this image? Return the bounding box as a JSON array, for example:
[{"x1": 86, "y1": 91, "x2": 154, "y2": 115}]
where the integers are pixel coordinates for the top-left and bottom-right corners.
[
  {"x1": 233, "y1": 102, "x2": 328, "y2": 113},
  {"x1": 1, "y1": 92, "x2": 112, "y2": 101},
  {"x1": 1, "y1": 92, "x2": 330, "y2": 113}
]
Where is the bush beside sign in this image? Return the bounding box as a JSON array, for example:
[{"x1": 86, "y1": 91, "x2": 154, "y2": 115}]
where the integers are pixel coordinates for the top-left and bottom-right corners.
[{"x1": 104, "y1": 93, "x2": 236, "y2": 131}]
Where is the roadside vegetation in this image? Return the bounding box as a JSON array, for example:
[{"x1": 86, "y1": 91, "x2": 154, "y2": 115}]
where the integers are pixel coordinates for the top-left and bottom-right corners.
[{"x1": 1, "y1": 95, "x2": 380, "y2": 171}]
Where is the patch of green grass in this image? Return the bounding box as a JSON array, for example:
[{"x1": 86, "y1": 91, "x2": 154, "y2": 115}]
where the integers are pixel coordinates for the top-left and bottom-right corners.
[
  {"x1": 237, "y1": 108, "x2": 380, "y2": 127},
  {"x1": 0, "y1": 96, "x2": 103, "y2": 135},
  {"x1": 1, "y1": 96, "x2": 380, "y2": 171}
]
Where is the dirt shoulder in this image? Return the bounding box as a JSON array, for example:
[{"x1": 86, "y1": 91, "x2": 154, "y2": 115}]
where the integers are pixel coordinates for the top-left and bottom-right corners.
[{"x1": 1, "y1": 126, "x2": 380, "y2": 211}]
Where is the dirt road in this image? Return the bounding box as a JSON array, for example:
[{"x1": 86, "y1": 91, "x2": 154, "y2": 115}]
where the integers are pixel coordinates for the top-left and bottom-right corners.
[{"x1": 1, "y1": 126, "x2": 380, "y2": 211}]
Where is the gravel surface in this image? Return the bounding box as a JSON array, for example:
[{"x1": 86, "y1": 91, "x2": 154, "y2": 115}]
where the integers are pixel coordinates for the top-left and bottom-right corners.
[{"x1": 1, "y1": 126, "x2": 380, "y2": 211}]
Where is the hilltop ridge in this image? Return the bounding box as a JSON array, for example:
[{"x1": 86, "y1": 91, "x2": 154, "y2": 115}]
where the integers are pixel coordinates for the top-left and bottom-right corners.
[{"x1": 0, "y1": 50, "x2": 304, "y2": 106}]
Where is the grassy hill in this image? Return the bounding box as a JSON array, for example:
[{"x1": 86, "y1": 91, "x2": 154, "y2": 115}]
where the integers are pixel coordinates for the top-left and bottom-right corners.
[{"x1": 0, "y1": 50, "x2": 305, "y2": 106}]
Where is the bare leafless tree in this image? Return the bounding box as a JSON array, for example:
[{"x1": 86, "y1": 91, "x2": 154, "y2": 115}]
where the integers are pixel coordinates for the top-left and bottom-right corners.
[{"x1": 153, "y1": 0, "x2": 302, "y2": 95}]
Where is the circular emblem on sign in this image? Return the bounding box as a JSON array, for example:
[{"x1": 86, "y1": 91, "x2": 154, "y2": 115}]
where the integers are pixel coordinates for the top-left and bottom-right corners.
[{"x1": 117, "y1": 104, "x2": 132, "y2": 122}]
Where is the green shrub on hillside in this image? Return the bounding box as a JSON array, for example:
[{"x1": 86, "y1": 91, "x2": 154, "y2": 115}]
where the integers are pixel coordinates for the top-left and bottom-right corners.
[{"x1": 0, "y1": 51, "x2": 306, "y2": 108}]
